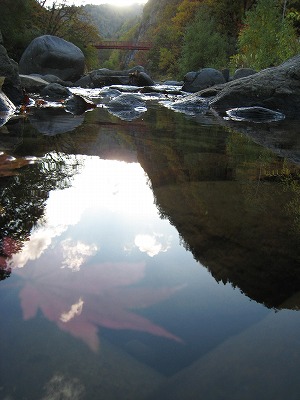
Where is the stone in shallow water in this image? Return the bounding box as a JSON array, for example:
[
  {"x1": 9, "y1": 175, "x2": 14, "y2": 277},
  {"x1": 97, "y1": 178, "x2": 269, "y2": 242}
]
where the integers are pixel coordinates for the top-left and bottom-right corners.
[{"x1": 226, "y1": 106, "x2": 285, "y2": 123}]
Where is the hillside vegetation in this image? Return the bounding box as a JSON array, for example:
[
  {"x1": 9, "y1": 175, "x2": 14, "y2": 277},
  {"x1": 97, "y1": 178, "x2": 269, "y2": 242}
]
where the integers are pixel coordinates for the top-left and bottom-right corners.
[
  {"x1": 132, "y1": 0, "x2": 300, "y2": 79},
  {"x1": 0, "y1": 0, "x2": 300, "y2": 78}
]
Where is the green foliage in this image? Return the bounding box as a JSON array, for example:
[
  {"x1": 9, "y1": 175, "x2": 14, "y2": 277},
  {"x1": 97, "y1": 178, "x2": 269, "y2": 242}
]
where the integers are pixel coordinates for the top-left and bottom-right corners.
[
  {"x1": 232, "y1": 0, "x2": 300, "y2": 70},
  {"x1": 0, "y1": 0, "x2": 46, "y2": 60},
  {"x1": 179, "y1": 7, "x2": 229, "y2": 74}
]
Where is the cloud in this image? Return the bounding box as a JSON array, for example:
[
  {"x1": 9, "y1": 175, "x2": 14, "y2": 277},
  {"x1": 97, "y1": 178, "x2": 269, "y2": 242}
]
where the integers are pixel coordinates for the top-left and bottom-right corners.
[
  {"x1": 61, "y1": 239, "x2": 98, "y2": 271},
  {"x1": 134, "y1": 233, "x2": 171, "y2": 257},
  {"x1": 60, "y1": 297, "x2": 84, "y2": 323},
  {"x1": 9, "y1": 225, "x2": 66, "y2": 268}
]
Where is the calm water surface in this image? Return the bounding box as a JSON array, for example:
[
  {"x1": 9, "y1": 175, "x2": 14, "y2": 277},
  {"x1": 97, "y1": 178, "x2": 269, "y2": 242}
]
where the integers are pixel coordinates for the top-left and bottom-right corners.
[{"x1": 1, "y1": 94, "x2": 300, "y2": 400}]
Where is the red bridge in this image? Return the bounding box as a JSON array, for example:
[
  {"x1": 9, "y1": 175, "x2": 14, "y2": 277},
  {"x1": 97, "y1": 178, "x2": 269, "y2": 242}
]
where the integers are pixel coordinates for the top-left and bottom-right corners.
[{"x1": 94, "y1": 41, "x2": 152, "y2": 50}]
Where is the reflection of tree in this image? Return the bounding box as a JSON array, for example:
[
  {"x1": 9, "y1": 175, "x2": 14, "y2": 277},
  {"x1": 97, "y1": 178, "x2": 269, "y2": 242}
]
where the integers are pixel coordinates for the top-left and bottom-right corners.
[
  {"x1": 135, "y1": 111, "x2": 300, "y2": 309},
  {"x1": 0, "y1": 152, "x2": 83, "y2": 279}
]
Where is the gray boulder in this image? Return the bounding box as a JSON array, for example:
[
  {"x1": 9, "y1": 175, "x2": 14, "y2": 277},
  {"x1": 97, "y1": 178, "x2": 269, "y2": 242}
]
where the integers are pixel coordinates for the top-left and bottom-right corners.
[
  {"x1": 40, "y1": 83, "x2": 72, "y2": 100},
  {"x1": 74, "y1": 66, "x2": 148, "y2": 88},
  {"x1": 106, "y1": 93, "x2": 146, "y2": 121},
  {"x1": 74, "y1": 74, "x2": 93, "y2": 88},
  {"x1": 0, "y1": 44, "x2": 23, "y2": 105},
  {"x1": 89, "y1": 69, "x2": 129, "y2": 87},
  {"x1": 232, "y1": 68, "x2": 257, "y2": 80},
  {"x1": 205, "y1": 55, "x2": 300, "y2": 118},
  {"x1": 19, "y1": 35, "x2": 85, "y2": 82},
  {"x1": 19, "y1": 75, "x2": 49, "y2": 92},
  {"x1": 129, "y1": 71, "x2": 155, "y2": 86},
  {"x1": 182, "y1": 68, "x2": 226, "y2": 93}
]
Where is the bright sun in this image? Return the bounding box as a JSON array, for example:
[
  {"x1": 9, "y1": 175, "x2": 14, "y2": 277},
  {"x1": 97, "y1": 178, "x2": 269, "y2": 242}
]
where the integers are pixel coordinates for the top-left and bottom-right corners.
[
  {"x1": 72, "y1": 0, "x2": 147, "y2": 6},
  {"x1": 45, "y1": 0, "x2": 147, "y2": 6}
]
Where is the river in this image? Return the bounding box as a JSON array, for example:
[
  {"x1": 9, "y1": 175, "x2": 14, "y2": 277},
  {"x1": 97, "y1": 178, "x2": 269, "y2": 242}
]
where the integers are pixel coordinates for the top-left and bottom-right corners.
[{"x1": 0, "y1": 88, "x2": 300, "y2": 399}]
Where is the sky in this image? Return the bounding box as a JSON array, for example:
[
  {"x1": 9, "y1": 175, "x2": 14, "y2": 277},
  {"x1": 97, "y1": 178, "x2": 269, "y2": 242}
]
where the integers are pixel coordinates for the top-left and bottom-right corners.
[{"x1": 54, "y1": 0, "x2": 148, "y2": 6}]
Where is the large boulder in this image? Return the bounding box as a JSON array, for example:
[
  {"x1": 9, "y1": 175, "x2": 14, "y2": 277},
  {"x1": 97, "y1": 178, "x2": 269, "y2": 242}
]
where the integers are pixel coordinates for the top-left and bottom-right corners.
[
  {"x1": 0, "y1": 41, "x2": 23, "y2": 105},
  {"x1": 190, "y1": 55, "x2": 300, "y2": 118},
  {"x1": 74, "y1": 66, "x2": 147, "y2": 88},
  {"x1": 19, "y1": 35, "x2": 85, "y2": 82},
  {"x1": 182, "y1": 68, "x2": 226, "y2": 93}
]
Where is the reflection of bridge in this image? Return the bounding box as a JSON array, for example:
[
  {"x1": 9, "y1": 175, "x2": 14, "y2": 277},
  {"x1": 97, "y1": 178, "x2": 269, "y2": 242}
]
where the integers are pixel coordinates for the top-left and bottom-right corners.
[{"x1": 94, "y1": 41, "x2": 152, "y2": 50}]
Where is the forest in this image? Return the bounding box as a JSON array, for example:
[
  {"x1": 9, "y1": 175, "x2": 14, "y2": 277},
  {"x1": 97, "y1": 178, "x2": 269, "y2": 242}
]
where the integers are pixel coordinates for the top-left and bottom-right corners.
[{"x1": 0, "y1": 0, "x2": 300, "y2": 79}]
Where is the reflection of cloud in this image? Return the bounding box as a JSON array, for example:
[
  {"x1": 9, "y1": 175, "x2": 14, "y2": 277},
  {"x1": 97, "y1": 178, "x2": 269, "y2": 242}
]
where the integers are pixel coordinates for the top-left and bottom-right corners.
[
  {"x1": 42, "y1": 374, "x2": 85, "y2": 400},
  {"x1": 17, "y1": 261, "x2": 183, "y2": 351},
  {"x1": 60, "y1": 297, "x2": 84, "y2": 323},
  {"x1": 61, "y1": 239, "x2": 98, "y2": 271},
  {"x1": 134, "y1": 234, "x2": 171, "y2": 257},
  {"x1": 10, "y1": 225, "x2": 66, "y2": 268}
]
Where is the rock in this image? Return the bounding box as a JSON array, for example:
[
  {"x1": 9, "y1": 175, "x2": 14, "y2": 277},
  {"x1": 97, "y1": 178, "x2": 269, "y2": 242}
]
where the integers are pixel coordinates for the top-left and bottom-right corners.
[
  {"x1": 0, "y1": 89, "x2": 16, "y2": 113},
  {"x1": 162, "y1": 93, "x2": 209, "y2": 116},
  {"x1": 206, "y1": 55, "x2": 300, "y2": 118},
  {"x1": 19, "y1": 35, "x2": 85, "y2": 82},
  {"x1": 0, "y1": 44, "x2": 23, "y2": 105},
  {"x1": 0, "y1": 89, "x2": 16, "y2": 127},
  {"x1": 221, "y1": 68, "x2": 230, "y2": 82},
  {"x1": 89, "y1": 69, "x2": 129, "y2": 87},
  {"x1": 106, "y1": 93, "x2": 146, "y2": 121},
  {"x1": 163, "y1": 80, "x2": 183, "y2": 86},
  {"x1": 129, "y1": 70, "x2": 155, "y2": 86},
  {"x1": 182, "y1": 68, "x2": 226, "y2": 93},
  {"x1": 99, "y1": 87, "x2": 122, "y2": 99},
  {"x1": 32, "y1": 74, "x2": 71, "y2": 86},
  {"x1": 74, "y1": 74, "x2": 94, "y2": 88},
  {"x1": 64, "y1": 94, "x2": 96, "y2": 115},
  {"x1": 40, "y1": 83, "x2": 72, "y2": 100},
  {"x1": 107, "y1": 93, "x2": 145, "y2": 110},
  {"x1": 232, "y1": 68, "x2": 257, "y2": 80},
  {"x1": 19, "y1": 75, "x2": 49, "y2": 92},
  {"x1": 74, "y1": 66, "x2": 148, "y2": 89}
]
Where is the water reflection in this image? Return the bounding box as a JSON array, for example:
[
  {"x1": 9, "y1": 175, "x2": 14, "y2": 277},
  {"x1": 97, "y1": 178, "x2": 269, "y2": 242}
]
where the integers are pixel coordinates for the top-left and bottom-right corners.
[
  {"x1": 7, "y1": 157, "x2": 184, "y2": 351},
  {"x1": 1, "y1": 102, "x2": 300, "y2": 399}
]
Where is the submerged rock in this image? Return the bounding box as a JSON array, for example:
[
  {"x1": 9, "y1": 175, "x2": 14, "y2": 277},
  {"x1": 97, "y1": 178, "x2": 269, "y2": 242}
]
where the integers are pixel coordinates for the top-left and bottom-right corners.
[
  {"x1": 107, "y1": 93, "x2": 145, "y2": 110},
  {"x1": 106, "y1": 93, "x2": 146, "y2": 121},
  {"x1": 162, "y1": 94, "x2": 209, "y2": 116},
  {"x1": 226, "y1": 106, "x2": 285, "y2": 123}
]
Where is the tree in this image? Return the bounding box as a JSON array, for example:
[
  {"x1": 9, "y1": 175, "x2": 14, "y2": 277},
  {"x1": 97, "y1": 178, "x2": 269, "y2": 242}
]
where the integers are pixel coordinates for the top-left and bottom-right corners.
[
  {"x1": 35, "y1": 1, "x2": 101, "y2": 70},
  {"x1": 179, "y1": 6, "x2": 229, "y2": 74},
  {"x1": 232, "y1": 0, "x2": 300, "y2": 69},
  {"x1": 0, "y1": 0, "x2": 46, "y2": 60}
]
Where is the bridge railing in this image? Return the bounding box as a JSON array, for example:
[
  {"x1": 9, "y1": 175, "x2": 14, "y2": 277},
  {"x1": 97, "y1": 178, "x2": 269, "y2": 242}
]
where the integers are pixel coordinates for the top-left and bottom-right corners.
[{"x1": 94, "y1": 41, "x2": 152, "y2": 50}]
